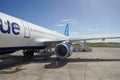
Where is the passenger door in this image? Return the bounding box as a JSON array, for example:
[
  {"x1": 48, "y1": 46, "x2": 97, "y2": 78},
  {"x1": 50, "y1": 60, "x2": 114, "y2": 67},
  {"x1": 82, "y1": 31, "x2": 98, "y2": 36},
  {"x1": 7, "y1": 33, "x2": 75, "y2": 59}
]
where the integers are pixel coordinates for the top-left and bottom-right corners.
[{"x1": 22, "y1": 21, "x2": 30, "y2": 38}]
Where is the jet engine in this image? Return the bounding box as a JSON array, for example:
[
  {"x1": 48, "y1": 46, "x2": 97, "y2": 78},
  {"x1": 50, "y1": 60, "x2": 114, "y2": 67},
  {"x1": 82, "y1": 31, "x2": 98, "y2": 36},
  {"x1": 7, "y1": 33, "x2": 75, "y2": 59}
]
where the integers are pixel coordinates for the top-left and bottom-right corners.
[{"x1": 55, "y1": 42, "x2": 73, "y2": 58}]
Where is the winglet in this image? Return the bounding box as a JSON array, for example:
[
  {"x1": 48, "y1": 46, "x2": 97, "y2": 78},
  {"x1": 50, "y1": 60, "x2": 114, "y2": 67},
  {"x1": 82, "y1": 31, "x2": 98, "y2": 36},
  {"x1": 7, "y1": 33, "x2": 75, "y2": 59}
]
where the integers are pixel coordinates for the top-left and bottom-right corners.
[{"x1": 64, "y1": 24, "x2": 69, "y2": 37}]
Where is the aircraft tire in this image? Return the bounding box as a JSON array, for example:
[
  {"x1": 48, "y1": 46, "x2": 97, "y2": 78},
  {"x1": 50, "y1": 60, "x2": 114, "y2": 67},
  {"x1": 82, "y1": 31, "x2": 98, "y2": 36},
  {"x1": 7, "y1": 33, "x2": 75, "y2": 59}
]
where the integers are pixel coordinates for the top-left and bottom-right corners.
[{"x1": 23, "y1": 50, "x2": 34, "y2": 58}]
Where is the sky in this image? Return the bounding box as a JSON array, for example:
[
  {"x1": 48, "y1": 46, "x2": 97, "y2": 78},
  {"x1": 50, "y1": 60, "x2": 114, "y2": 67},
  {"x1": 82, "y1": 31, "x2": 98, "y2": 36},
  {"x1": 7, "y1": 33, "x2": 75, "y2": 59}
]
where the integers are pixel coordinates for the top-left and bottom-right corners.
[{"x1": 0, "y1": 0, "x2": 120, "y2": 42}]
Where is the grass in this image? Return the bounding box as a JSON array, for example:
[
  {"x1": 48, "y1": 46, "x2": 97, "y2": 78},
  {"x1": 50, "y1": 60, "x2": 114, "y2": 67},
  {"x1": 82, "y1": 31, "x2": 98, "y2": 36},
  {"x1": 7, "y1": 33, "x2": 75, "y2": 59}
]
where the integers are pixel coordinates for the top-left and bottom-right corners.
[{"x1": 85, "y1": 42, "x2": 120, "y2": 47}]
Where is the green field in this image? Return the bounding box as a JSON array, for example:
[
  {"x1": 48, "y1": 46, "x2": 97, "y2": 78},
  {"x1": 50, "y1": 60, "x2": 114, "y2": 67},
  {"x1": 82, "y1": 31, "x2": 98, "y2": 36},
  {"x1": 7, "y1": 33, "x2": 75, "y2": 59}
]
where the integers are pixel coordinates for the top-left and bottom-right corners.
[{"x1": 85, "y1": 42, "x2": 120, "y2": 47}]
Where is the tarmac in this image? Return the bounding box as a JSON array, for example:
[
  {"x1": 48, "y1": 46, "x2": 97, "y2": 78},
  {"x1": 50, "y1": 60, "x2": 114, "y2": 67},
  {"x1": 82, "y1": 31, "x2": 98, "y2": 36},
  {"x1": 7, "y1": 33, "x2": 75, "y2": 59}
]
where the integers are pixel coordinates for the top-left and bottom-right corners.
[{"x1": 0, "y1": 47, "x2": 120, "y2": 80}]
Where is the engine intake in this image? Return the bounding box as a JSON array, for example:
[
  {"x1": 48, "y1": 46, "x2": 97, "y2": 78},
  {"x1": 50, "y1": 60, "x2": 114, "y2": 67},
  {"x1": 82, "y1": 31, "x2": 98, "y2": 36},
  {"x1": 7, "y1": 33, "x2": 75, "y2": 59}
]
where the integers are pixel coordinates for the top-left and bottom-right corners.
[{"x1": 55, "y1": 42, "x2": 72, "y2": 58}]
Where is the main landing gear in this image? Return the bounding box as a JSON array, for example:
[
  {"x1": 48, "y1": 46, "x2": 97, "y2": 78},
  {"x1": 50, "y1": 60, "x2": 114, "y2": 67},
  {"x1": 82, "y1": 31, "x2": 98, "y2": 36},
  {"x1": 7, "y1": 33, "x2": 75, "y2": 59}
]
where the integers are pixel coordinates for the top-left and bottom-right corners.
[
  {"x1": 23, "y1": 50, "x2": 34, "y2": 58},
  {"x1": 22, "y1": 48, "x2": 53, "y2": 58}
]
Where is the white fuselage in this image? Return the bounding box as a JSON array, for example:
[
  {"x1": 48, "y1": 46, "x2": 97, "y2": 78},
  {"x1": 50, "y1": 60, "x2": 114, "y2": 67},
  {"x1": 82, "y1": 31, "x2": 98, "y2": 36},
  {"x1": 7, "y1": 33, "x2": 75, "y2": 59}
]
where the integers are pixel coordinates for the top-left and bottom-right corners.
[{"x1": 0, "y1": 12, "x2": 67, "y2": 50}]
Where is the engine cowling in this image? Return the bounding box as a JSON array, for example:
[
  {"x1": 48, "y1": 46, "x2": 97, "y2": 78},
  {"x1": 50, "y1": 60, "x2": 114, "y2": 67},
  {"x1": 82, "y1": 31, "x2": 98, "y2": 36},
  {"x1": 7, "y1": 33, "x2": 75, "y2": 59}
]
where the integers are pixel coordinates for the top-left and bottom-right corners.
[{"x1": 55, "y1": 42, "x2": 73, "y2": 58}]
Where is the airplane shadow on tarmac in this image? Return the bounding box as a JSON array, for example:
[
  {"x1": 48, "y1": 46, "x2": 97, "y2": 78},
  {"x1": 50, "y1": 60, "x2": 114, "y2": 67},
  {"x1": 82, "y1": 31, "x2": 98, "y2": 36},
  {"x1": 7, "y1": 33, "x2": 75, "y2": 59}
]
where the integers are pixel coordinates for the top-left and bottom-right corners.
[
  {"x1": 43, "y1": 57, "x2": 120, "y2": 69},
  {"x1": 0, "y1": 55, "x2": 32, "y2": 70},
  {"x1": 0, "y1": 54, "x2": 120, "y2": 70}
]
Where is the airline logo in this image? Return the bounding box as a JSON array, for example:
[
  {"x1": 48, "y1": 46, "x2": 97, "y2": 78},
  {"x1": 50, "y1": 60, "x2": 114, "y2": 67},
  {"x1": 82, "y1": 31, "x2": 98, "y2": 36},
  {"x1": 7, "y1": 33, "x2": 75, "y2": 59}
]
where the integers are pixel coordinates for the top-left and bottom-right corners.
[{"x1": 0, "y1": 19, "x2": 20, "y2": 35}]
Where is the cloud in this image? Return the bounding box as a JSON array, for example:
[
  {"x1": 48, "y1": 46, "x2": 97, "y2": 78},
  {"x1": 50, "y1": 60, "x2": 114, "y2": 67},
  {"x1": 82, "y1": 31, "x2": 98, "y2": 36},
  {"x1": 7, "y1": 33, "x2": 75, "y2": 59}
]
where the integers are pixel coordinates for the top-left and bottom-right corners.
[
  {"x1": 55, "y1": 19, "x2": 78, "y2": 27},
  {"x1": 55, "y1": 24, "x2": 65, "y2": 27},
  {"x1": 69, "y1": 21, "x2": 78, "y2": 24},
  {"x1": 61, "y1": 19, "x2": 76, "y2": 22},
  {"x1": 70, "y1": 32, "x2": 81, "y2": 38},
  {"x1": 86, "y1": 27, "x2": 104, "y2": 32},
  {"x1": 60, "y1": 19, "x2": 78, "y2": 24}
]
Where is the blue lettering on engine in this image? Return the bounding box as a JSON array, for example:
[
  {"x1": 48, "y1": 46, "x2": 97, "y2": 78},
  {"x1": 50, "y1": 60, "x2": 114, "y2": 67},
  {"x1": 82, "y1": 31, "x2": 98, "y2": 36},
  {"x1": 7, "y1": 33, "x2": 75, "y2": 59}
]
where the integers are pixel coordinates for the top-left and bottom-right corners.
[{"x1": 0, "y1": 19, "x2": 20, "y2": 35}]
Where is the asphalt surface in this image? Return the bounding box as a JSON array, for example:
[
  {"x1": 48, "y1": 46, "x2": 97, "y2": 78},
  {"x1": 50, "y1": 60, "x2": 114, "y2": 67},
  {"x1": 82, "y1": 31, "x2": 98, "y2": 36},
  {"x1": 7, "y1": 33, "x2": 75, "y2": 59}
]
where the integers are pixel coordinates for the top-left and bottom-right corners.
[{"x1": 0, "y1": 47, "x2": 120, "y2": 80}]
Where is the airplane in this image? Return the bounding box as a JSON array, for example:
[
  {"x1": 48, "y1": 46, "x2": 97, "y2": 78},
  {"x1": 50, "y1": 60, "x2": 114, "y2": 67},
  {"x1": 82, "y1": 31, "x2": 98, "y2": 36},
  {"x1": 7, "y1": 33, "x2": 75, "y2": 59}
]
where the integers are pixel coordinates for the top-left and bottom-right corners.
[{"x1": 0, "y1": 12, "x2": 120, "y2": 59}]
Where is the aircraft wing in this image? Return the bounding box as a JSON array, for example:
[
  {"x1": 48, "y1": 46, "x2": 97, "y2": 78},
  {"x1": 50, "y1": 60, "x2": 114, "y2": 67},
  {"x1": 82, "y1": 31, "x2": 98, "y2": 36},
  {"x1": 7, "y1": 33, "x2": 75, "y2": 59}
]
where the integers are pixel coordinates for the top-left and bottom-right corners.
[{"x1": 69, "y1": 36, "x2": 120, "y2": 42}]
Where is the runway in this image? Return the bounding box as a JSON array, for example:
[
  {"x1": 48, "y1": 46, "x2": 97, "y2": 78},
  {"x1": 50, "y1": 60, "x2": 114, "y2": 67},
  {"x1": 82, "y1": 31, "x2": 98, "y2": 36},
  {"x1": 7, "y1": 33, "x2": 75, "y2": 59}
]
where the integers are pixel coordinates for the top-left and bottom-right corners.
[{"x1": 0, "y1": 47, "x2": 120, "y2": 80}]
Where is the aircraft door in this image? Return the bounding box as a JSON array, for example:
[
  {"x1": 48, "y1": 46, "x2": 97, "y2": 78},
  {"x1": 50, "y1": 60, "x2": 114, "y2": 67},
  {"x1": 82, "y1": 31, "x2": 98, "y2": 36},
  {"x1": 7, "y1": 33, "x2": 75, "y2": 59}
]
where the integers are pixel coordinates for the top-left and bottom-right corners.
[{"x1": 22, "y1": 21, "x2": 30, "y2": 38}]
